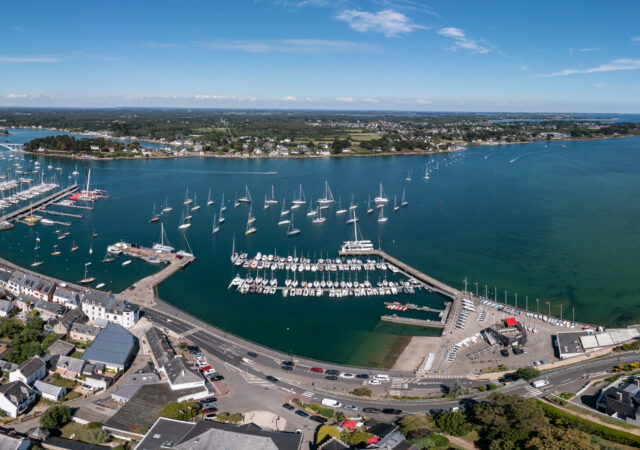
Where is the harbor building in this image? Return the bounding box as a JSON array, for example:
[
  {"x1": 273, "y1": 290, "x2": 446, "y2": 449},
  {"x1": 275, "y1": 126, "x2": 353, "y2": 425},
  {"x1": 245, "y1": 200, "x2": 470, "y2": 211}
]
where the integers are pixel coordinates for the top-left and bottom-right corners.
[{"x1": 81, "y1": 291, "x2": 139, "y2": 328}]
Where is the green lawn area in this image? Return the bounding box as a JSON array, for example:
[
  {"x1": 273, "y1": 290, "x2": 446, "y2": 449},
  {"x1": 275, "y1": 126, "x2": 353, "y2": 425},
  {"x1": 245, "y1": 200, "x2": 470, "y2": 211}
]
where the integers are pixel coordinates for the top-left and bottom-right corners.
[
  {"x1": 60, "y1": 421, "x2": 87, "y2": 439},
  {"x1": 52, "y1": 375, "x2": 77, "y2": 389},
  {"x1": 346, "y1": 131, "x2": 381, "y2": 142},
  {"x1": 70, "y1": 350, "x2": 83, "y2": 358},
  {"x1": 62, "y1": 391, "x2": 82, "y2": 402}
]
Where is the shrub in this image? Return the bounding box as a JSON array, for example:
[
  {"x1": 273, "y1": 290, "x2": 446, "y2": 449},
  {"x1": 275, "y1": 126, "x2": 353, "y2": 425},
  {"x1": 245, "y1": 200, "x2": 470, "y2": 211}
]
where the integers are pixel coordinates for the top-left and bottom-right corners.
[
  {"x1": 40, "y1": 405, "x2": 71, "y2": 429},
  {"x1": 228, "y1": 413, "x2": 243, "y2": 424},
  {"x1": 435, "y1": 411, "x2": 470, "y2": 436},
  {"x1": 351, "y1": 387, "x2": 372, "y2": 397},
  {"x1": 308, "y1": 402, "x2": 334, "y2": 418},
  {"x1": 160, "y1": 401, "x2": 199, "y2": 421},
  {"x1": 316, "y1": 425, "x2": 340, "y2": 444},
  {"x1": 78, "y1": 427, "x2": 109, "y2": 444},
  {"x1": 515, "y1": 366, "x2": 540, "y2": 380},
  {"x1": 217, "y1": 412, "x2": 229, "y2": 422}
]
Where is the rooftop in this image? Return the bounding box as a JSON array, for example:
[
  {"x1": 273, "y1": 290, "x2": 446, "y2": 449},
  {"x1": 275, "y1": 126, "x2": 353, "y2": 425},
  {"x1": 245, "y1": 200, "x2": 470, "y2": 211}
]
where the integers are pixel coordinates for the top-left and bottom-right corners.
[
  {"x1": 163, "y1": 357, "x2": 202, "y2": 387},
  {"x1": 47, "y1": 339, "x2": 75, "y2": 356},
  {"x1": 16, "y1": 356, "x2": 45, "y2": 378},
  {"x1": 81, "y1": 322, "x2": 136, "y2": 367}
]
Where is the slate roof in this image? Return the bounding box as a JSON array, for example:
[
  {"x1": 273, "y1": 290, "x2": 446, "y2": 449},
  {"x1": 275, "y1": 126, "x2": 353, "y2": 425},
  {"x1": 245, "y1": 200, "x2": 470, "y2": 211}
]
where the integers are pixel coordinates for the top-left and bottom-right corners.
[
  {"x1": 34, "y1": 299, "x2": 66, "y2": 317},
  {"x1": 163, "y1": 357, "x2": 202, "y2": 387},
  {"x1": 47, "y1": 339, "x2": 75, "y2": 356},
  {"x1": 54, "y1": 355, "x2": 86, "y2": 374},
  {"x1": 43, "y1": 436, "x2": 110, "y2": 450},
  {"x1": 53, "y1": 286, "x2": 82, "y2": 307},
  {"x1": 145, "y1": 327, "x2": 174, "y2": 368},
  {"x1": 16, "y1": 356, "x2": 45, "y2": 379},
  {"x1": 70, "y1": 322, "x2": 100, "y2": 338},
  {"x1": 367, "y1": 422, "x2": 397, "y2": 438},
  {"x1": 81, "y1": 322, "x2": 136, "y2": 367},
  {"x1": 34, "y1": 380, "x2": 65, "y2": 398},
  {"x1": 0, "y1": 300, "x2": 13, "y2": 314},
  {"x1": 0, "y1": 381, "x2": 33, "y2": 406}
]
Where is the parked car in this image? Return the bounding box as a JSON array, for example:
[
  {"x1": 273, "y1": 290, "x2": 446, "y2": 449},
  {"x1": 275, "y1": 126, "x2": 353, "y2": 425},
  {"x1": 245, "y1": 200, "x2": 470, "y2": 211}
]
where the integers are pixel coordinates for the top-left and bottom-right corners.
[
  {"x1": 500, "y1": 349, "x2": 509, "y2": 357},
  {"x1": 340, "y1": 373, "x2": 355, "y2": 379},
  {"x1": 533, "y1": 360, "x2": 541, "y2": 366},
  {"x1": 282, "y1": 403, "x2": 295, "y2": 411},
  {"x1": 204, "y1": 412, "x2": 217, "y2": 421},
  {"x1": 343, "y1": 404, "x2": 359, "y2": 411},
  {"x1": 429, "y1": 408, "x2": 444, "y2": 415},
  {"x1": 282, "y1": 360, "x2": 295, "y2": 367},
  {"x1": 325, "y1": 369, "x2": 340, "y2": 376},
  {"x1": 199, "y1": 397, "x2": 217, "y2": 404},
  {"x1": 310, "y1": 367, "x2": 323, "y2": 373},
  {"x1": 382, "y1": 408, "x2": 402, "y2": 415},
  {"x1": 204, "y1": 369, "x2": 216, "y2": 377},
  {"x1": 201, "y1": 402, "x2": 217, "y2": 411},
  {"x1": 513, "y1": 348, "x2": 524, "y2": 355},
  {"x1": 356, "y1": 374, "x2": 369, "y2": 379},
  {"x1": 209, "y1": 374, "x2": 224, "y2": 382},
  {"x1": 266, "y1": 376, "x2": 279, "y2": 383},
  {"x1": 81, "y1": 384, "x2": 96, "y2": 392},
  {"x1": 450, "y1": 406, "x2": 461, "y2": 412},
  {"x1": 203, "y1": 407, "x2": 218, "y2": 414},
  {"x1": 368, "y1": 379, "x2": 381, "y2": 385},
  {"x1": 363, "y1": 407, "x2": 381, "y2": 414},
  {"x1": 325, "y1": 375, "x2": 338, "y2": 380},
  {"x1": 247, "y1": 351, "x2": 258, "y2": 358},
  {"x1": 310, "y1": 415, "x2": 328, "y2": 423},
  {"x1": 373, "y1": 374, "x2": 389, "y2": 382},
  {"x1": 282, "y1": 365, "x2": 293, "y2": 371},
  {"x1": 295, "y1": 410, "x2": 310, "y2": 418},
  {"x1": 187, "y1": 345, "x2": 200, "y2": 351},
  {"x1": 321, "y1": 398, "x2": 342, "y2": 408}
]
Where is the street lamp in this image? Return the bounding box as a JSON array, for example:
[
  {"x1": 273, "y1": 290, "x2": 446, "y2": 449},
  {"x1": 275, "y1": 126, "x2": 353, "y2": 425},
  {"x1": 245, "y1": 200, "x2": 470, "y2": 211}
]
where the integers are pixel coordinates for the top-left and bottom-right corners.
[{"x1": 536, "y1": 298, "x2": 539, "y2": 313}]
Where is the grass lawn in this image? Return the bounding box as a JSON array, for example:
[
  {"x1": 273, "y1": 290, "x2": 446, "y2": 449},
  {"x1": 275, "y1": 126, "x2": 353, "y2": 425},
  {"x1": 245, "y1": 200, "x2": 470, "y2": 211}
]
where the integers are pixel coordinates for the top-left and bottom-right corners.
[
  {"x1": 52, "y1": 376, "x2": 77, "y2": 390},
  {"x1": 460, "y1": 429, "x2": 480, "y2": 445},
  {"x1": 70, "y1": 350, "x2": 83, "y2": 358},
  {"x1": 565, "y1": 402, "x2": 638, "y2": 430},
  {"x1": 62, "y1": 391, "x2": 82, "y2": 402},
  {"x1": 60, "y1": 421, "x2": 87, "y2": 439}
]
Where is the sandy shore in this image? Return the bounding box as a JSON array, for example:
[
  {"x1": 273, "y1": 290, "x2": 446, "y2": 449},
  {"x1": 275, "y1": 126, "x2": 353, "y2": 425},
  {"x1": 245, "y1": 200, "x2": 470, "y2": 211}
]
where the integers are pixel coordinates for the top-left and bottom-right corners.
[{"x1": 392, "y1": 336, "x2": 443, "y2": 371}]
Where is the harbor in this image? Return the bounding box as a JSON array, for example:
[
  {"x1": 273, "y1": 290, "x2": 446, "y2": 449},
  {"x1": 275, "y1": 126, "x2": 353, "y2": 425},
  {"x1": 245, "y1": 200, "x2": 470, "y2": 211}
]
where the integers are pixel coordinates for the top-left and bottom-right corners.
[{"x1": 0, "y1": 183, "x2": 78, "y2": 228}]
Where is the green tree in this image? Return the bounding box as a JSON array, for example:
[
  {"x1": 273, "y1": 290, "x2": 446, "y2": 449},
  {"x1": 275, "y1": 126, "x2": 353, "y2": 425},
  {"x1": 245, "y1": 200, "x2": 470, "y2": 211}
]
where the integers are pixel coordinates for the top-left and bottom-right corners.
[
  {"x1": 342, "y1": 429, "x2": 370, "y2": 445},
  {"x1": 78, "y1": 427, "x2": 110, "y2": 444},
  {"x1": 330, "y1": 138, "x2": 351, "y2": 154},
  {"x1": 448, "y1": 380, "x2": 466, "y2": 397},
  {"x1": 351, "y1": 387, "x2": 372, "y2": 397},
  {"x1": 525, "y1": 427, "x2": 597, "y2": 450},
  {"x1": 40, "y1": 405, "x2": 71, "y2": 429},
  {"x1": 515, "y1": 367, "x2": 540, "y2": 380},
  {"x1": 435, "y1": 411, "x2": 471, "y2": 436},
  {"x1": 228, "y1": 413, "x2": 243, "y2": 424},
  {"x1": 397, "y1": 414, "x2": 436, "y2": 436},
  {"x1": 316, "y1": 425, "x2": 341, "y2": 444}
]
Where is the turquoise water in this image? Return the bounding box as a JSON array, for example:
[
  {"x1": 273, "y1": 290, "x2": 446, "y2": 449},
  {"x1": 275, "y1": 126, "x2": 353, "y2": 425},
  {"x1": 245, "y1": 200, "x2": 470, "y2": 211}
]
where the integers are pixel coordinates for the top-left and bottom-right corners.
[{"x1": 2, "y1": 128, "x2": 640, "y2": 365}]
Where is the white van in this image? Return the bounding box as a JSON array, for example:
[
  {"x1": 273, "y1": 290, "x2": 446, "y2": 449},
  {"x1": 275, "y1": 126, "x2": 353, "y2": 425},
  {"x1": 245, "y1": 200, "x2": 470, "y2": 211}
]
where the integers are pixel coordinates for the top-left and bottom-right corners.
[
  {"x1": 321, "y1": 398, "x2": 342, "y2": 408},
  {"x1": 373, "y1": 374, "x2": 390, "y2": 382},
  {"x1": 531, "y1": 380, "x2": 549, "y2": 388}
]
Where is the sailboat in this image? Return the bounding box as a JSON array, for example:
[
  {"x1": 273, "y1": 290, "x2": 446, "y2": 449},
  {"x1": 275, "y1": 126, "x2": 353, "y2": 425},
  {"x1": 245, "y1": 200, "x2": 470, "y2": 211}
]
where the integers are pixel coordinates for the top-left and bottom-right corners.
[
  {"x1": 346, "y1": 208, "x2": 359, "y2": 224},
  {"x1": 95, "y1": 283, "x2": 105, "y2": 289},
  {"x1": 292, "y1": 184, "x2": 306, "y2": 205},
  {"x1": 178, "y1": 212, "x2": 191, "y2": 230},
  {"x1": 312, "y1": 206, "x2": 326, "y2": 224},
  {"x1": 367, "y1": 196, "x2": 374, "y2": 215},
  {"x1": 401, "y1": 189, "x2": 408, "y2": 207},
  {"x1": 377, "y1": 206, "x2": 388, "y2": 223},
  {"x1": 263, "y1": 193, "x2": 269, "y2": 210},
  {"x1": 306, "y1": 199, "x2": 317, "y2": 217},
  {"x1": 122, "y1": 259, "x2": 132, "y2": 267},
  {"x1": 89, "y1": 241, "x2": 93, "y2": 255},
  {"x1": 153, "y1": 223, "x2": 175, "y2": 253},
  {"x1": 374, "y1": 183, "x2": 389, "y2": 207},
  {"x1": 207, "y1": 188, "x2": 214, "y2": 206},
  {"x1": 245, "y1": 210, "x2": 257, "y2": 235},
  {"x1": 234, "y1": 193, "x2": 240, "y2": 208},
  {"x1": 247, "y1": 205, "x2": 256, "y2": 224},
  {"x1": 287, "y1": 215, "x2": 300, "y2": 236},
  {"x1": 336, "y1": 196, "x2": 347, "y2": 215},
  {"x1": 317, "y1": 180, "x2": 335, "y2": 205},
  {"x1": 405, "y1": 171, "x2": 411, "y2": 182},
  {"x1": 220, "y1": 193, "x2": 227, "y2": 211},
  {"x1": 424, "y1": 164, "x2": 430, "y2": 180},
  {"x1": 149, "y1": 203, "x2": 160, "y2": 223},
  {"x1": 349, "y1": 195, "x2": 357, "y2": 211},
  {"x1": 92, "y1": 228, "x2": 99, "y2": 238},
  {"x1": 70, "y1": 240, "x2": 79, "y2": 252},
  {"x1": 280, "y1": 198, "x2": 290, "y2": 216},
  {"x1": 218, "y1": 204, "x2": 226, "y2": 224},
  {"x1": 238, "y1": 185, "x2": 252, "y2": 203},
  {"x1": 393, "y1": 195, "x2": 399, "y2": 212},
  {"x1": 31, "y1": 254, "x2": 44, "y2": 267},
  {"x1": 183, "y1": 187, "x2": 193, "y2": 205},
  {"x1": 79, "y1": 263, "x2": 95, "y2": 283},
  {"x1": 212, "y1": 214, "x2": 220, "y2": 234},
  {"x1": 51, "y1": 244, "x2": 61, "y2": 256},
  {"x1": 72, "y1": 164, "x2": 80, "y2": 176},
  {"x1": 102, "y1": 251, "x2": 115, "y2": 263},
  {"x1": 162, "y1": 197, "x2": 173, "y2": 213},
  {"x1": 191, "y1": 193, "x2": 201, "y2": 211},
  {"x1": 265, "y1": 186, "x2": 278, "y2": 205}
]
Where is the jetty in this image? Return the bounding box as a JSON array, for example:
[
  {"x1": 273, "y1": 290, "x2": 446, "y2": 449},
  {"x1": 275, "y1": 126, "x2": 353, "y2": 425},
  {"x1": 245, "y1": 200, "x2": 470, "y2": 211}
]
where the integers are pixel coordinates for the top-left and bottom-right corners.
[
  {"x1": 381, "y1": 315, "x2": 446, "y2": 328},
  {"x1": 0, "y1": 184, "x2": 78, "y2": 224},
  {"x1": 41, "y1": 209, "x2": 83, "y2": 219},
  {"x1": 54, "y1": 201, "x2": 93, "y2": 210}
]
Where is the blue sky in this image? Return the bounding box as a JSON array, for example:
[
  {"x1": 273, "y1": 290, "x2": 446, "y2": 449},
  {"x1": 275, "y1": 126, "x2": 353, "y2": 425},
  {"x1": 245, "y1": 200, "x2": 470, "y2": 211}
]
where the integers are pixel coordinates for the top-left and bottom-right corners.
[{"x1": 1, "y1": 0, "x2": 639, "y2": 112}]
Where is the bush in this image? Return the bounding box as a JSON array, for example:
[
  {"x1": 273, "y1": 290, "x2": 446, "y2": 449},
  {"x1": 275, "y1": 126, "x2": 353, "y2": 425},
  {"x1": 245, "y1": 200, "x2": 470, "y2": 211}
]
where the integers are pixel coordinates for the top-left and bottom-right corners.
[
  {"x1": 40, "y1": 405, "x2": 71, "y2": 429},
  {"x1": 87, "y1": 422, "x2": 103, "y2": 429},
  {"x1": 435, "y1": 411, "x2": 471, "y2": 436},
  {"x1": 78, "y1": 427, "x2": 109, "y2": 444},
  {"x1": 228, "y1": 413, "x2": 243, "y2": 424},
  {"x1": 351, "y1": 387, "x2": 372, "y2": 397},
  {"x1": 160, "y1": 401, "x2": 199, "y2": 421},
  {"x1": 515, "y1": 366, "x2": 540, "y2": 380},
  {"x1": 537, "y1": 400, "x2": 640, "y2": 447},
  {"x1": 308, "y1": 402, "x2": 334, "y2": 418},
  {"x1": 316, "y1": 425, "x2": 341, "y2": 444},
  {"x1": 217, "y1": 412, "x2": 229, "y2": 422}
]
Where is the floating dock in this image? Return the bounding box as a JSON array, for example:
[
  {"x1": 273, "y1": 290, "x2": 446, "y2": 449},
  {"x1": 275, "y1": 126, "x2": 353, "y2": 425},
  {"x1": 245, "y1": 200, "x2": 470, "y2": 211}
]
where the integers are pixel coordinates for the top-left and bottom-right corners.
[
  {"x1": 381, "y1": 315, "x2": 446, "y2": 328},
  {"x1": 0, "y1": 184, "x2": 78, "y2": 224},
  {"x1": 53, "y1": 201, "x2": 93, "y2": 210},
  {"x1": 41, "y1": 209, "x2": 83, "y2": 219}
]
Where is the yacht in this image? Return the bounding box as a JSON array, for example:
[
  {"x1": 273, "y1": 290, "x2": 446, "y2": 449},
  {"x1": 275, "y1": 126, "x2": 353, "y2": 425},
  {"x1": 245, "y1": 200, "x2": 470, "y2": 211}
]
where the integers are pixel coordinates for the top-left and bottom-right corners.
[
  {"x1": 401, "y1": 189, "x2": 408, "y2": 207},
  {"x1": 207, "y1": 188, "x2": 214, "y2": 206},
  {"x1": 366, "y1": 196, "x2": 374, "y2": 215},
  {"x1": 292, "y1": 184, "x2": 306, "y2": 205},
  {"x1": 245, "y1": 212, "x2": 257, "y2": 235},
  {"x1": 280, "y1": 198, "x2": 290, "y2": 216},
  {"x1": 190, "y1": 192, "x2": 201, "y2": 211},
  {"x1": 287, "y1": 216, "x2": 300, "y2": 236},
  {"x1": 265, "y1": 185, "x2": 278, "y2": 205},
  {"x1": 178, "y1": 212, "x2": 191, "y2": 230},
  {"x1": 149, "y1": 203, "x2": 160, "y2": 223},
  {"x1": 374, "y1": 183, "x2": 388, "y2": 206},
  {"x1": 238, "y1": 185, "x2": 252, "y2": 203},
  {"x1": 317, "y1": 180, "x2": 335, "y2": 205},
  {"x1": 162, "y1": 197, "x2": 172, "y2": 213},
  {"x1": 153, "y1": 223, "x2": 175, "y2": 253},
  {"x1": 393, "y1": 195, "x2": 399, "y2": 212},
  {"x1": 306, "y1": 200, "x2": 317, "y2": 217},
  {"x1": 183, "y1": 187, "x2": 192, "y2": 205},
  {"x1": 212, "y1": 214, "x2": 220, "y2": 234},
  {"x1": 220, "y1": 193, "x2": 227, "y2": 211},
  {"x1": 336, "y1": 196, "x2": 347, "y2": 215},
  {"x1": 312, "y1": 207, "x2": 326, "y2": 224},
  {"x1": 377, "y1": 206, "x2": 388, "y2": 223}
]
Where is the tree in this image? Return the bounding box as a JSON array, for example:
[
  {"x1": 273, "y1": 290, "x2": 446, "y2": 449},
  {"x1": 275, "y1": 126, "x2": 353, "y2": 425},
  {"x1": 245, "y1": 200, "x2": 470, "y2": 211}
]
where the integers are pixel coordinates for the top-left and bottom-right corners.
[
  {"x1": 160, "y1": 401, "x2": 200, "y2": 421},
  {"x1": 78, "y1": 427, "x2": 109, "y2": 444},
  {"x1": 316, "y1": 425, "x2": 341, "y2": 444},
  {"x1": 40, "y1": 405, "x2": 71, "y2": 429},
  {"x1": 515, "y1": 367, "x2": 540, "y2": 380},
  {"x1": 228, "y1": 413, "x2": 243, "y2": 424},
  {"x1": 351, "y1": 387, "x2": 372, "y2": 397},
  {"x1": 435, "y1": 411, "x2": 471, "y2": 436},
  {"x1": 330, "y1": 138, "x2": 351, "y2": 154},
  {"x1": 524, "y1": 427, "x2": 597, "y2": 450},
  {"x1": 343, "y1": 429, "x2": 370, "y2": 445},
  {"x1": 178, "y1": 342, "x2": 188, "y2": 350},
  {"x1": 397, "y1": 414, "x2": 436, "y2": 436},
  {"x1": 447, "y1": 380, "x2": 466, "y2": 397}
]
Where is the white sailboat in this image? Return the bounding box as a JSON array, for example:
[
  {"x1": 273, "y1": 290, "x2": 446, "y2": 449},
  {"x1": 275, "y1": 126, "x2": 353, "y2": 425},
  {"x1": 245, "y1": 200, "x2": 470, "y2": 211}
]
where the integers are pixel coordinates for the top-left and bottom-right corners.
[
  {"x1": 366, "y1": 196, "x2": 374, "y2": 215},
  {"x1": 207, "y1": 188, "x2": 214, "y2": 206},
  {"x1": 183, "y1": 187, "x2": 192, "y2": 205},
  {"x1": 265, "y1": 185, "x2": 278, "y2": 205},
  {"x1": 178, "y1": 212, "x2": 191, "y2": 230},
  {"x1": 306, "y1": 199, "x2": 317, "y2": 217},
  {"x1": 263, "y1": 193, "x2": 269, "y2": 210},
  {"x1": 401, "y1": 189, "x2": 408, "y2": 207},
  {"x1": 312, "y1": 206, "x2": 326, "y2": 224},
  {"x1": 191, "y1": 192, "x2": 201, "y2": 211},
  {"x1": 280, "y1": 198, "x2": 290, "y2": 216},
  {"x1": 238, "y1": 185, "x2": 252, "y2": 203},
  {"x1": 349, "y1": 195, "x2": 357, "y2": 211},
  {"x1": 245, "y1": 210, "x2": 257, "y2": 235},
  {"x1": 247, "y1": 205, "x2": 256, "y2": 224},
  {"x1": 292, "y1": 184, "x2": 306, "y2": 205},
  {"x1": 405, "y1": 170, "x2": 411, "y2": 182},
  {"x1": 393, "y1": 195, "x2": 399, "y2": 212},
  {"x1": 317, "y1": 180, "x2": 335, "y2": 205},
  {"x1": 374, "y1": 183, "x2": 388, "y2": 206},
  {"x1": 162, "y1": 197, "x2": 172, "y2": 213},
  {"x1": 72, "y1": 164, "x2": 80, "y2": 176},
  {"x1": 336, "y1": 196, "x2": 347, "y2": 215},
  {"x1": 79, "y1": 263, "x2": 96, "y2": 283},
  {"x1": 220, "y1": 193, "x2": 227, "y2": 211},
  {"x1": 424, "y1": 164, "x2": 430, "y2": 180},
  {"x1": 377, "y1": 205, "x2": 388, "y2": 222},
  {"x1": 346, "y1": 208, "x2": 359, "y2": 224},
  {"x1": 218, "y1": 205, "x2": 226, "y2": 224},
  {"x1": 287, "y1": 215, "x2": 300, "y2": 236},
  {"x1": 212, "y1": 214, "x2": 220, "y2": 234}
]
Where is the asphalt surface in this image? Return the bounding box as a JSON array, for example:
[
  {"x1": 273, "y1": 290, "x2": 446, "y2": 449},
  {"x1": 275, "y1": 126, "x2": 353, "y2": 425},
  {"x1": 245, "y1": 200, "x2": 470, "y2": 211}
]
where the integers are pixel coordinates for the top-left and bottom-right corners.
[{"x1": 142, "y1": 306, "x2": 640, "y2": 414}]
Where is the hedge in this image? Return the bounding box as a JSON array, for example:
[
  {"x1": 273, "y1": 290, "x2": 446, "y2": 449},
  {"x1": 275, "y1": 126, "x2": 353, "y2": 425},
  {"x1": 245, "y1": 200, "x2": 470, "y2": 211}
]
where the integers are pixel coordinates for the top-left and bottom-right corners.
[
  {"x1": 537, "y1": 400, "x2": 640, "y2": 447},
  {"x1": 308, "y1": 402, "x2": 335, "y2": 419}
]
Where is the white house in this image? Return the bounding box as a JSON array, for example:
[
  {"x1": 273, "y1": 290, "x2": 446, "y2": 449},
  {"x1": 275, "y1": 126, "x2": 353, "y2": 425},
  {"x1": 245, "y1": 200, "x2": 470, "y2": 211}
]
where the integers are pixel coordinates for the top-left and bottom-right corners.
[
  {"x1": 160, "y1": 357, "x2": 207, "y2": 395},
  {"x1": 52, "y1": 286, "x2": 82, "y2": 309},
  {"x1": 81, "y1": 291, "x2": 139, "y2": 328},
  {"x1": 9, "y1": 357, "x2": 46, "y2": 386},
  {"x1": 0, "y1": 381, "x2": 36, "y2": 417},
  {"x1": 34, "y1": 380, "x2": 66, "y2": 402},
  {"x1": 0, "y1": 299, "x2": 13, "y2": 317}
]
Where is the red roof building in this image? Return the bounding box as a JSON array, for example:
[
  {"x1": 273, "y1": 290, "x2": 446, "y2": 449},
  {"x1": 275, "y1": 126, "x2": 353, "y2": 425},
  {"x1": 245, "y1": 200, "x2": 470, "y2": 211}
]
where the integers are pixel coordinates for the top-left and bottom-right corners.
[
  {"x1": 505, "y1": 317, "x2": 517, "y2": 327},
  {"x1": 342, "y1": 420, "x2": 358, "y2": 431}
]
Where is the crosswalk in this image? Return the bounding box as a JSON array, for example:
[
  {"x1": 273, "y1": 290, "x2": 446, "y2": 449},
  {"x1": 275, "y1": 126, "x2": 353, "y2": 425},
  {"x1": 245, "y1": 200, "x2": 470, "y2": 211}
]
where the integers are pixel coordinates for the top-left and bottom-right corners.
[
  {"x1": 300, "y1": 391, "x2": 315, "y2": 398},
  {"x1": 524, "y1": 385, "x2": 543, "y2": 397},
  {"x1": 178, "y1": 328, "x2": 199, "y2": 339},
  {"x1": 245, "y1": 376, "x2": 273, "y2": 387}
]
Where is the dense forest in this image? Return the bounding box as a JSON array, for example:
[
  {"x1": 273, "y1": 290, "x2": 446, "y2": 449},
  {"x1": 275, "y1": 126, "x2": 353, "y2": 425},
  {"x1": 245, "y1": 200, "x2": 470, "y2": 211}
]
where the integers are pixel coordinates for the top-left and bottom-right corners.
[{"x1": 24, "y1": 135, "x2": 127, "y2": 153}]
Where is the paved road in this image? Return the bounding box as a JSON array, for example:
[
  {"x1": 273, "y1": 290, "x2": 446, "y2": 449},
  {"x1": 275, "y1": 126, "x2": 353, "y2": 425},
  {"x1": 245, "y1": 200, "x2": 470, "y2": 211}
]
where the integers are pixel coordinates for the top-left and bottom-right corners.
[{"x1": 142, "y1": 306, "x2": 640, "y2": 413}]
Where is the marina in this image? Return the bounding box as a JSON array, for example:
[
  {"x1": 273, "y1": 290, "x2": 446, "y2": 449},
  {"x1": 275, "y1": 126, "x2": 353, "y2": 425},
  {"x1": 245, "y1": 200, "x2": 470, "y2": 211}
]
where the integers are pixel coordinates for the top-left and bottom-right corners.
[{"x1": 0, "y1": 184, "x2": 78, "y2": 226}]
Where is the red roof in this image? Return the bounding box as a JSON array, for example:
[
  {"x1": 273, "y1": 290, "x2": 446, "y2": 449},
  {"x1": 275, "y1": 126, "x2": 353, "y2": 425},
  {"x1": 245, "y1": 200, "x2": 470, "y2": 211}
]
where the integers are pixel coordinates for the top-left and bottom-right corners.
[
  {"x1": 505, "y1": 317, "x2": 517, "y2": 327},
  {"x1": 342, "y1": 420, "x2": 358, "y2": 429},
  {"x1": 368, "y1": 437, "x2": 379, "y2": 444}
]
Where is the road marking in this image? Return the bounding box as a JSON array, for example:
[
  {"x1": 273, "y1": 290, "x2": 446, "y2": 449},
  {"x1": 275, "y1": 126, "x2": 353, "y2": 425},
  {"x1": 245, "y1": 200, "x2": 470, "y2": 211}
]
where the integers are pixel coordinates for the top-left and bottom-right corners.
[
  {"x1": 301, "y1": 391, "x2": 315, "y2": 398},
  {"x1": 524, "y1": 385, "x2": 543, "y2": 397},
  {"x1": 179, "y1": 328, "x2": 199, "y2": 338}
]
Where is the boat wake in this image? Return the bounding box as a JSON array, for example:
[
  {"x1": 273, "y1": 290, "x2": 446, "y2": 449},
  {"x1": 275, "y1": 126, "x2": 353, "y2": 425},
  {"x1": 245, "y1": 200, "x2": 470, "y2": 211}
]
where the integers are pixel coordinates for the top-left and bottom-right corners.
[{"x1": 510, "y1": 150, "x2": 548, "y2": 164}]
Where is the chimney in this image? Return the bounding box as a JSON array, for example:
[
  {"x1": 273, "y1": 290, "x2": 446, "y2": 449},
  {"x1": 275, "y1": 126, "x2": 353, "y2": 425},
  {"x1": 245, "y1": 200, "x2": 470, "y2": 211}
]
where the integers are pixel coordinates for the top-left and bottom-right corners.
[{"x1": 618, "y1": 391, "x2": 624, "y2": 402}]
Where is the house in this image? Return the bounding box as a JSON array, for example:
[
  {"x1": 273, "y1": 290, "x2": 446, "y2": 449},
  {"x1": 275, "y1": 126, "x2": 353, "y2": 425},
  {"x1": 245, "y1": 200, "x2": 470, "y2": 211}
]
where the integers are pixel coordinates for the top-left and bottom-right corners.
[
  {"x1": 34, "y1": 299, "x2": 66, "y2": 321},
  {"x1": 374, "y1": 430, "x2": 419, "y2": 450},
  {"x1": 0, "y1": 267, "x2": 14, "y2": 292},
  {"x1": 70, "y1": 322, "x2": 100, "y2": 342},
  {"x1": 144, "y1": 327, "x2": 174, "y2": 369},
  {"x1": 52, "y1": 308, "x2": 84, "y2": 335},
  {"x1": 111, "y1": 372, "x2": 160, "y2": 403},
  {"x1": 52, "y1": 286, "x2": 82, "y2": 309},
  {"x1": 136, "y1": 418, "x2": 303, "y2": 450},
  {"x1": 9, "y1": 356, "x2": 46, "y2": 386},
  {"x1": 0, "y1": 381, "x2": 36, "y2": 417},
  {"x1": 5, "y1": 271, "x2": 24, "y2": 297},
  {"x1": 46, "y1": 339, "x2": 75, "y2": 357},
  {"x1": 51, "y1": 355, "x2": 86, "y2": 379},
  {"x1": 10, "y1": 273, "x2": 54, "y2": 302},
  {"x1": 597, "y1": 377, "x2": 640, "y2": 424},
  {"x1": 0, "y1": 428, "x2": 30, "y2": 450},
  {"x1": 318, "y1": 437, "x2": 350, "y2": 450},
  {"x1": 160, "y1": 357, "x2": 205, "y2": 391},
  {"x1": 0, "y1": 299, "x2": 13, "y2": 317},
  {"x1": 81, "y1": 291, "x2": 139, "y2": 328},
  {"x1": 43, "y1": 436, "x2": 110, "y2": 450},
  {"x1": 81, "y1": 322, "x2": 137, "y2": 371},
  {"x1": 34, "y1": 380, "x2": 66, "y2": 402}
]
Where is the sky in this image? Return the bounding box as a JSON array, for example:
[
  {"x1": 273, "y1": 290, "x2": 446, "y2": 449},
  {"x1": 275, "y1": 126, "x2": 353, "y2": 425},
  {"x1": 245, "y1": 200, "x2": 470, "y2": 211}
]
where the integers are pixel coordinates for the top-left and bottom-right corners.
[{"x1": 1, "y1": 0, "x2": 639, "y2": 112}]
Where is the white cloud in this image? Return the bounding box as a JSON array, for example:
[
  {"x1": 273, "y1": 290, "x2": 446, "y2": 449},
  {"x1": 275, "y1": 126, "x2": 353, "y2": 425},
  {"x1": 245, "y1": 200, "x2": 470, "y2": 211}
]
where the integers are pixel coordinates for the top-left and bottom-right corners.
[
  {"x1": 520, "y1": 65, "x2": 529, "y2": 71},
  {"x1": 280, "y1": 96, "x2": 298, "y2": 102},
  {"x1": 415, "y1": 99, "x2": 432, "y2": 104},
  {"x1": 578, "y1": 47, "x2": 599, "y2": 52},
  {"x1": 632, "y1": 36, "x2": 640, "y2": 43},
  {"x1": 437, "y1": 27, "x2": 490, "y2": 53},
  {"x1": 361, "y1": 98, "x2": 380, "y2": 103},
  {"x1": 336, "y1": 9, "x2": 423, "y2": 37},
  {"x1": 140, "y1": 42, "x2": 182, "y2": 49},
  {"x1": 199, "y1": 39, "x2": 381, "y2": 54},
  {"x1": 538, "y1": 58, "x2": 640, "y2": 77},
  {"x1": 5, "y1": 94, "x2": 29, "y2": 99},
  {"x1": 0, "y1": 56, "x2": 62, "y2": 63},
  {"x1": 336, "y1": 97, "x2": 357, "y2": 102}
]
